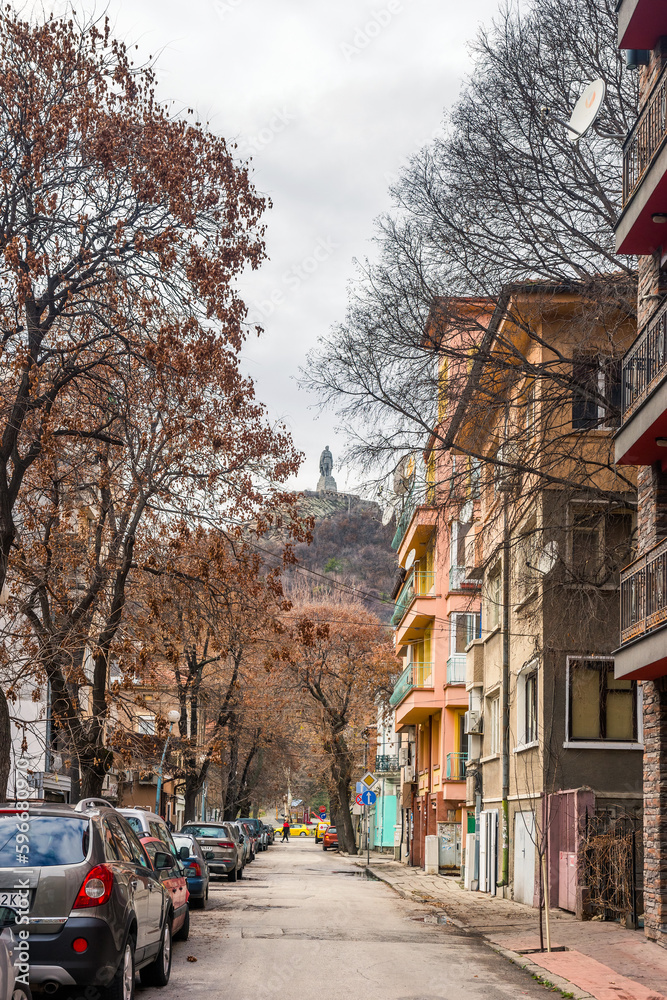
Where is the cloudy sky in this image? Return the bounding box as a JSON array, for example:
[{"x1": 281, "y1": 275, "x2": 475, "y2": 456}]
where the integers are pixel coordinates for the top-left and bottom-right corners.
[{"x1": 87, "y1": 0, "x2": 502, "y2": 491}]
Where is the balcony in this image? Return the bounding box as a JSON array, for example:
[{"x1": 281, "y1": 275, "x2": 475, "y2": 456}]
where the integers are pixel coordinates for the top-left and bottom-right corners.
[
  {"x1": 446, "y1": 654, "x2": 466, "y2": 684},
  {"x1": 616, "y1": 62, "x2": 667, "y2": 255},
  {"x1": 617, "y1": 0, "x2": 667, "y2": 50},
  {"x1": 445, "y1": 752, "x2": 468, "y2": 781},
  {"x1": 615, "y1": 299, "x2": 667, "y2": 465},
  {"x1": 389, "y1": 662, "x2": 434, "y2": 708},
  {"x1": 449, "y1": 565, "x2": 481, "y2": 593},
  {"x1": 390, "y1": 570, "x2": 435, "y2": 626},
  {"x1": 395, "y1": 505, "x2": 437, "y2": 565},
  {"x1": 615, "y1": 536, "x2": 667, "y2": 679},
  {"x1": 375, "y1": 755, "x2": 400, "y2": 772}
]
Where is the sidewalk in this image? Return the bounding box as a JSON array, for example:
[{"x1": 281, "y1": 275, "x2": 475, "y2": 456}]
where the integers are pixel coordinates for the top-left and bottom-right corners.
[{"x1": 345, "y1": 855, "x2": 667, "y2": 1000}]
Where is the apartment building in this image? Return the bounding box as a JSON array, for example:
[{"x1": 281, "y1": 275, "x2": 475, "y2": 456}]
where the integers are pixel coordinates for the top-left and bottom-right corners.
[
  {"x1": 388, "y1": 298, "x2": 491, "y2": 870},
  {"x1": 614, "y1": 0, "x2": 667, "y2": 946},
  {"x1": 458, "y1": 284, "x2": 642, "y2": 915}
]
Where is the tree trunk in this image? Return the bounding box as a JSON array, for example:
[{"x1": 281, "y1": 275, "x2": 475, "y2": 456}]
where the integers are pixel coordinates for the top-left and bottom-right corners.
[
  {"x1": 79, "y1": 745, "x2": 112, "y2": 799},
  {"x1": 0, "y1": 687, "x2": 11, "y2": 800},
  {"x1": 335, "y1": 775, "x2": 357, "y2": 854},
  {"x1": 184, "y1": 785, "x2": 199, "y2": 823}
]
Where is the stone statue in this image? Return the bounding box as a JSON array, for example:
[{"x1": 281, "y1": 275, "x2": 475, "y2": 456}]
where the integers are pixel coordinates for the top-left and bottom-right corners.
[
  {"x1": 319, "y1": 446, "x2": 333, "y2": 478},
  {"x1": 317, "y1": 445, "x2": 337, "y2": 493}
]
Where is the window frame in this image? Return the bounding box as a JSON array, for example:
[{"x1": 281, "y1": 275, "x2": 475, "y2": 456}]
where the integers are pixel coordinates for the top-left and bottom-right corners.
[
  {"x1": 514, "y1": 660, "x2": 539, "y2": 751},
  {"x1": 564, "y1": 655, "x2": 642, "y2": 749}
]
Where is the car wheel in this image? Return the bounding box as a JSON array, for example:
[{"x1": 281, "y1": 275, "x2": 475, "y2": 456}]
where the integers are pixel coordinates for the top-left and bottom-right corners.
[
  {"x1": 322, "y1": 845, "x2": 327, "y2": 851},
  {"x1": 140, "y1": 918, "x2": 172, "y2": 988},
  {"x1": 174, "y1": 905, "x2": 190, "y2": 942},
  {"x1": 206, "y1": 882, "x2": 209, "y2": 900},
  {"x1": 103, "y1": 935, "x2": 135, "y2": 1000},
  {"x1": 191, "y1": 894, "x2": 205, "y2": 910},
  {"x1": 12, "y1": 986, "x2": 32, "y2": 1000},
  {"x1": 227, "y1": 865, "x2": 238, "y2": 882},
  {"x1": 299, "y1": 832, "x2": 306, "y2": 837},
  {"x1": 238, "y1": 864, "x2": 244, "y2": 879}
]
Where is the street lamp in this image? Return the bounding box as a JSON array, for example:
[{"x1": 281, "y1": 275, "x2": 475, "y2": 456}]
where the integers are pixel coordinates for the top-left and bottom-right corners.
[{"x1": 155, "y1": 709, "x2": 181, "y2": 816}]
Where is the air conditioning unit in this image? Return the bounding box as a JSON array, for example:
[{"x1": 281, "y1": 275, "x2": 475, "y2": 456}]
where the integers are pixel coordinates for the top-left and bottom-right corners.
[
  {"x1": 398, "y1": 746, "x2": 409, "y2": 767},
  {"x1": 464, "y1": 711, "x2": 483, "y2": 735},
  {"x1": 403, "y1": 765, "x2": 415, "y2": 783}
]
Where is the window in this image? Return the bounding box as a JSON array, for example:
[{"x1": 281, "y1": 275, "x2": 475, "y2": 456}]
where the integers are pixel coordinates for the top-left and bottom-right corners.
[
  {"x1": 487, "y1": 564, "x2": 502, "y2": 630},
  {"x1": 470, "y1": 458, "x2": 481, "y2": 499},
  {"x1": 567, "y1": 657, "x2": 637, "y2": 742},
  {"x1": 516, "y1": 516, "x2": 539, "y2": 600},
  {"x1": 570, "y1": 506, "x2": 635, "y2": 585},
  {"x1": 516, "y1": 662, "x2": 539, "y2": 748},
  {"x1": 101, "y1": 820, "x2": 120, "y2": 862},
  {"x1": 489, "y1": 696, "x2": 500, "y2": 755},
  {"x1": 524, "y1": 672, "x2": 538, "y2": 744},
  {"x1": 572, "y1": 355, "x2": 621, "y2": 430},
  {"x1": 450, "y1": 612, "x2": 481, "y2": 655},
  {"x1": 137, "y1": 715, "x2": 155, "y2": 736},
  {"x1": 107, "y1": 815, "x2": 135, "y2": 863},
  {"x1": 525, "y1": 383, "x2": 537, "y2": 440}
]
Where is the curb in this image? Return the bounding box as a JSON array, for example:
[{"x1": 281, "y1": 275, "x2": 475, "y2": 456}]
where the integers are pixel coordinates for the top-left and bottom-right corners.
[{"x1": 363, "y1": 864, "x2": 596, "y2": 1000}]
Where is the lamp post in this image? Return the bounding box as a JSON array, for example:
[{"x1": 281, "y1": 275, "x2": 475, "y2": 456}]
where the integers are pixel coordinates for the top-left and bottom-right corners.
[{"x1": 155, "y1": 709, "x2": 180, "y2": 817}]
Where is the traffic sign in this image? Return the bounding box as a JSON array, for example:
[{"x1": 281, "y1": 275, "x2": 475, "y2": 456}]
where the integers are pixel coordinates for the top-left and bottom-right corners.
[
  {"x1": 355, "y1": 793, "x2": 364, "y2": 806},
  {"x1": 319, "y1": 810, "x2": 326, "y2": 819},
  {"x1": 355, "y1": 781, "x2": 364, "y2": 793},
  {"x1": 361, "y1": 789, "x2": 377, "y2": 805},
  {"x1": 360, "y1": 772, "x2": 375, "y2": 789}
]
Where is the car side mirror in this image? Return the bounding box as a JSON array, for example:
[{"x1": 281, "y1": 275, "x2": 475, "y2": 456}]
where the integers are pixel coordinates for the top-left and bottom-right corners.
[
  {"x1": 179, "y1": 846, "x2": 189, "y2": 861},
  {"x1": 154, "y1": 851, "x2": 173, "y2": 871},
  {"x1": 204, "y1": 850, "x2": 215, "y2": 861}
]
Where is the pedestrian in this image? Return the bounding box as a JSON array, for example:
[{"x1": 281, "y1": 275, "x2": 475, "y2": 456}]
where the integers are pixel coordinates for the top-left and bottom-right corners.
[{"x1": 281, "y1": 819, "x2": 290, "y2": 842}]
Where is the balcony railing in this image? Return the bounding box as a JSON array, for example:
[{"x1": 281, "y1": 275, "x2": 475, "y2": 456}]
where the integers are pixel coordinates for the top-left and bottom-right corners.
[
  {"x1": 375, "y1": 755, "x2": 400, "y2": 772},
  {"x1": 445, "y1": 752, "x2": 468, "y2": 781},
  {"x1": 390, "y1": 570, "x2": 435, "y2": 626},
  {"x1": 446, "y1": 654, "x2": 467, "y2": 684},
  {"x1": 449, "y1": 565, "x2": 481, "y2": 592},
  {"x1": 389, "y1": 662, "x2": 434, "y2": 707},
  {"x1": 391, "y1": 498, "x2": 414, "y2": 551},
  {"x1": 623, "y1": 62, "x2": 667, "y2": 206},
  {"x1": 621, "y1": 298, "x2": 667, "y2": 420},
  {"x1": 620, "y1": 535, "x2": 667, "y2": 644}
]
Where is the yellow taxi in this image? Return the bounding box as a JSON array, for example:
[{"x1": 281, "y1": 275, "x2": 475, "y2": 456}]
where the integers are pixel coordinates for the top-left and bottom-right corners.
[
  {"x1": 273, "y1": 821, "x2": 313, "y2": 837},
  {"x1": 315, "y1": 820, "x2": 329, "y2": 844}
]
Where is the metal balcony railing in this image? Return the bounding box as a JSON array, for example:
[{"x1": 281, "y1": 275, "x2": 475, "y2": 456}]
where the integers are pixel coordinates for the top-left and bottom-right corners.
[
  {"x1": 621, "y1": 298, "x2": 667, "y2": 420},
  {"x1": 623, "y1": 62, "x2": 667, "y2": 206},
  {"x1": 445, "y1": 752, "x2": 468, "y2": 781},
  {"x1": 449, "y1": 565, "x2": 481, "y2": 592},
  {"x1": 389, "y1": 662, "x2": 434, "y2": 707},
  {"x1": 390, "y1": 570, "x2": 435, "y2": 626},
  {"x1": 620, "y1": 535, "x2": 667, "y2": 644},
  {"x1": 375, "y1": 755, "x2": 400, "y2": 772},
  {"x1": 446, "y1": 654, "x2": 467, "y2": 684}
]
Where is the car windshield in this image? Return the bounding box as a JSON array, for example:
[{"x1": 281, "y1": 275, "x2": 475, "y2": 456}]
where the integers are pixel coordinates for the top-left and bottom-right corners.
[
  {"x1": 182, "y1": 825, "x2": 229, "y2": 839},
  {"x1": 0, "y1": 814, "x2": 90, "y2": 866},
  {"x1": 173, "y1": 836, "x2": 193, "y2": 852},
  {"x1": 123, "y1": 816, "x2": 143, "y2": 834}
]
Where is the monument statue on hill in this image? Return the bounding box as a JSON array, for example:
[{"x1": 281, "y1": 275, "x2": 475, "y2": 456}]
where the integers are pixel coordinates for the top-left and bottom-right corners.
[{"x1": 317, "y1": 445, "x2": 337, "y2": 493}]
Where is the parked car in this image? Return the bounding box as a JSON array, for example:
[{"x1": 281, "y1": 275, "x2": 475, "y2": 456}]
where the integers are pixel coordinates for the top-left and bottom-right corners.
[
  {"x1": 315, "y1": 821, "x2": 329, "y2": 844},
  {"x1": 237, "y1": 817, "x2": 267, "y2": 851},
  {"x1": 238, "y1": 821, "x2": 258, "y2": 859},
  {"x1": 0, "y1": 800, "x2": 173, "y2": 999},
  {"x1": 139, "y1": 837, "x2": 189, "y2": 942},
  {"x1": 179, "y1": 823, "x2": 243, "y2": 881},
  {"x1": 229, "y1": 822, "x2": 251, "y2": 866},
  {"x1": 172, "y1": 833, "x2": 210, "y2": 910},
  {"x1": 322, "y1": 826, "x2": 339, "y2": 851},
  {"x1": 117, "y1": 808, "x2": 176, "y2": 851},
  {"x1": 0, "y1": 907, "x2": 30, "y2": 1000},
  {"x1": 261, "y1": 822, "x2": 274, "y2": 845}
]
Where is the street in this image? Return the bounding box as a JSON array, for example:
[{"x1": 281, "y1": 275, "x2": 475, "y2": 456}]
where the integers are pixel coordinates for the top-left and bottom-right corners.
[{"x1": 160, "y1": 840, "x2": 549, "y2": 1000}]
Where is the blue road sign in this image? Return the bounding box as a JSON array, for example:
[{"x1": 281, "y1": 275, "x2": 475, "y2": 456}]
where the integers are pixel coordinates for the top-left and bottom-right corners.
[
  {"x1": 361, "y1": 789, "x2": 377, "y2": 805},
  {"x1": 355, "y1": 782, "x2": 364, "y2": 793}
]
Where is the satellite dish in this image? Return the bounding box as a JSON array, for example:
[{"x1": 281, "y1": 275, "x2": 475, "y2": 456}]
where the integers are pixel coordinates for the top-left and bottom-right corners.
[
  {"x1": 566, "y1": 78, "x2": 606, "y2": 143},
  {"x1": 382, "y1": 505, "x2": 395, "y2": 527},
  {"x1": 405, "y1": 549, "x2": 416, "y2": 570}
]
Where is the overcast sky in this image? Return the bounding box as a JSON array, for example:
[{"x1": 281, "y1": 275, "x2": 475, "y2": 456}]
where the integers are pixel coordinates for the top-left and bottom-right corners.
[{"x1": 69, "y1": 0, "x2": 502, "y2": 492}]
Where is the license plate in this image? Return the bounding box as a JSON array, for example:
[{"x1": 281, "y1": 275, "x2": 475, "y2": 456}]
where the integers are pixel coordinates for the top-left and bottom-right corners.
[{"x1": 0, "y1": 892, "x2": 27, "y2": 908}]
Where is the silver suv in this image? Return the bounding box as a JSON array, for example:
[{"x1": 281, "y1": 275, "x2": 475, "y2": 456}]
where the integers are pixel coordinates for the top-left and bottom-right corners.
[{"x1": 0, "y1": 801, "x2": 174, "y2": 1000}]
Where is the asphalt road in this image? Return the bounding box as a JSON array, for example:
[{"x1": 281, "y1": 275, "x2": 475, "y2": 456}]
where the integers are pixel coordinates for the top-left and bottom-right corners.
[{"x1": 154, "y1": 839, "x2": 551, "y2": 1000}]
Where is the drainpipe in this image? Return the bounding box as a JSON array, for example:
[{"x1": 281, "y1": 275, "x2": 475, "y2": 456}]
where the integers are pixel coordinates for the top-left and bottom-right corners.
[{"x1": 497, "y1": 490, "x2": 510, "y2": 888}]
